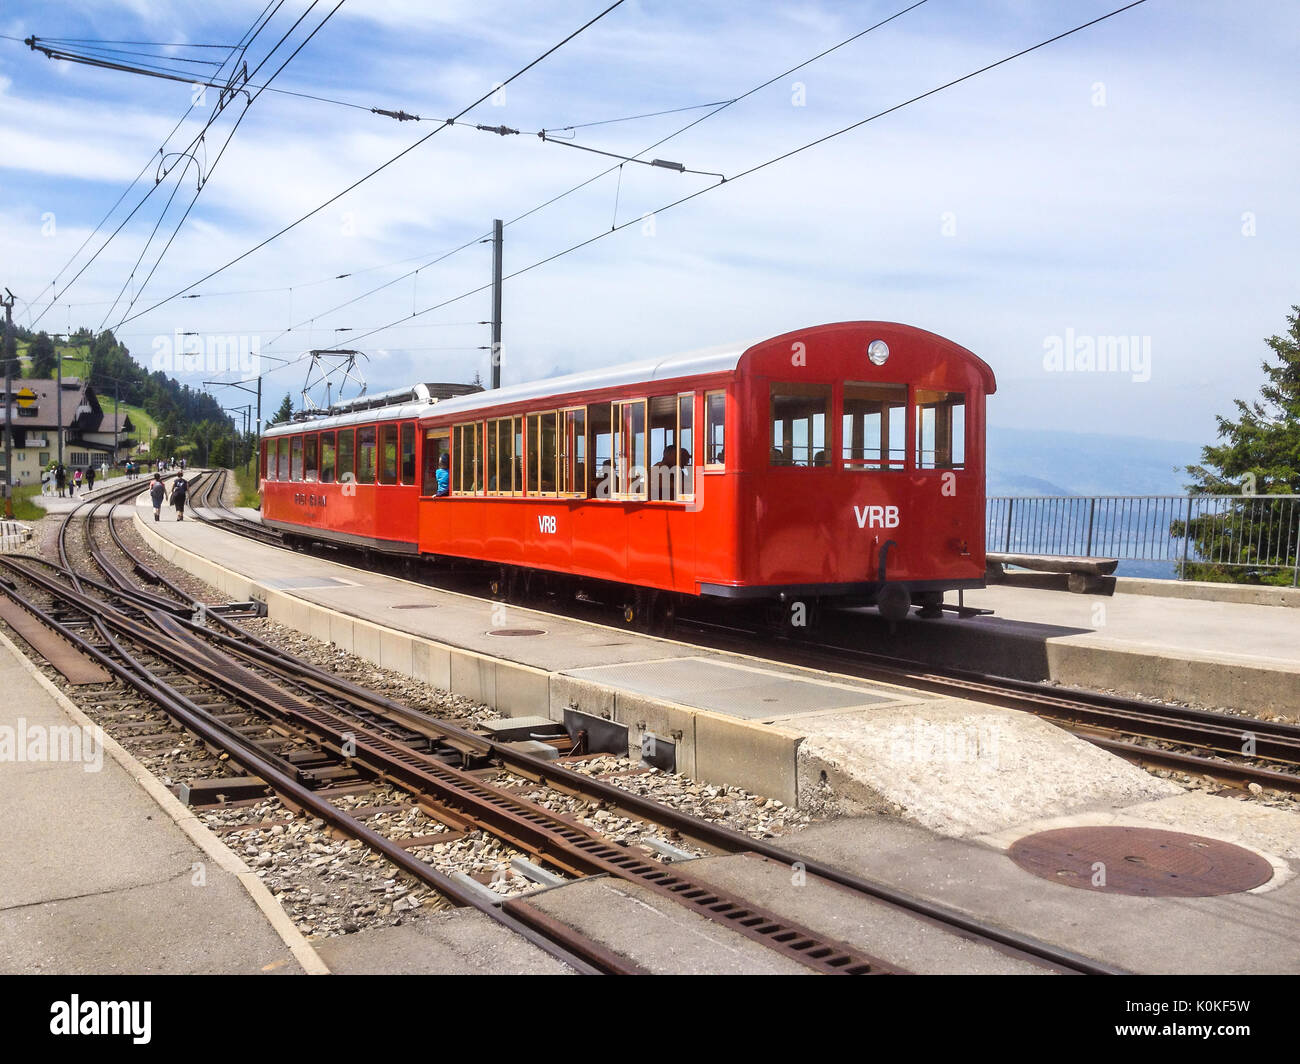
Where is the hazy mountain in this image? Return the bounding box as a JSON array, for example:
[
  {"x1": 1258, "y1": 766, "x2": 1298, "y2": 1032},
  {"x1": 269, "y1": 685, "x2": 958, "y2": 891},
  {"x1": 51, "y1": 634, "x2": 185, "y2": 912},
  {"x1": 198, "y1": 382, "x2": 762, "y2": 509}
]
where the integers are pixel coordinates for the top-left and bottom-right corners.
[{"x1": 986, "y1": 427, "x2": 1201, "y2": 497}]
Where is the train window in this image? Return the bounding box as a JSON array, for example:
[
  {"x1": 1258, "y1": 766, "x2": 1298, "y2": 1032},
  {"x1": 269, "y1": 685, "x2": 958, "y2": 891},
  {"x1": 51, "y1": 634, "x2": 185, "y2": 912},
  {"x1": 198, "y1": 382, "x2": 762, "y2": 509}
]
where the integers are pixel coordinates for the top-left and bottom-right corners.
[
  {"x1": 320, "y1": 432, "x2": 336, "y2": 484},
  {"x1": 358, "y1": 425, "x2": 377, "y2": 483},
  {"x1": 588, "y1": 404, "x2": 613, "y2": 497},
  {"x1": 648, "y1": 396, "x2": 677, "y2": 501},
  {"x1": 453, "y1": 422, "x2": 481, "y2": 495},
  {"x1": 290, "y1": 436, "x2": 304, "y2": 481},
  {"x1": 486, "y1": 417, "x2": 522, "y2": 495},
  {"x1": 337, "y1": 429, "x2": 355, "y2": 486},
  {"x1": 769, "y1": 383, "x2": 830, "y2": 467},
  {"x1": 704, "y1": 391, "x2": 726, "y2": 468},
  {"x1": 262, "y1": 441, "x2": 275, "y2": 481},
  {"x1": 304, "y1": 434, "x2": 319, "y2": 482},
  {"x1": 678, "y1": 393, "x2": 694, "y2": 498},
  {"x1": 379, "y1": 424, "x2": 399, "y2": 485},
  {"x1": 915, "y1": 389, "x2": 966, "y2": 470},
  {"x1": 612, "y1": 399, "x2": 647, "y2": 499},
  {"x1": 423, "y1": 429, "x2": 449, "y2": 495},
  {"x1": 842, "y1": 382, "x2": 907, "y2": 471},
  {"x1": 400, "y1": 423, "x2": 416, "y2": 485},
  {"x1": 560, "y1": 407, "x2": 585, "y2": 497},
  {"x1": 527, "y1": 412, "x2": 558, "y2": 496},
  {"x1": 277, "y1": 438, "x2": 290, "y2": 480}
]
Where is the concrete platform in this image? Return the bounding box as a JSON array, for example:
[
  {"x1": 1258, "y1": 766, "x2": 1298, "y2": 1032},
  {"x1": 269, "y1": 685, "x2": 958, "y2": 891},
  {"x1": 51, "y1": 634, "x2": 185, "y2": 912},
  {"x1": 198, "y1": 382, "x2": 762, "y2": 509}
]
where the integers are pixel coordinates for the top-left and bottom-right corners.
[
  {"x1": 0, "y1": 630, "x2": 323, "y2": 975},
  {"x1": 890, "y1": 582, "x2": 1300, "y2": 715},
  {"x1": 780, "y1": 813, "x2": 1300, "y2": 974}
]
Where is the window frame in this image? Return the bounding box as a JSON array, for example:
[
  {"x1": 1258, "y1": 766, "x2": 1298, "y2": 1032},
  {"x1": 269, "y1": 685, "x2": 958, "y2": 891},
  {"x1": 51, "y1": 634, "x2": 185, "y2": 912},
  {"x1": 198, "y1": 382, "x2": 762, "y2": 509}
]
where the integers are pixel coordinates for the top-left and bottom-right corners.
[
  {"x1": 303, "y1": 433, "x2": 319, "y2": 482},
  {"x1": 914, "y1": 388, "x2": 966, "y2": 471},
  {"x1": 841, "y1": 381, "x2": 908, "y2": 473},
  {"x1": 319, "y1": 431, "x2": 336, "y2": 484},
  {"x1": 611, "y1": 398, "x2": 648, "y2": 500},
  {"x1": 378, "y1": 423, "x2": 399, "y2": 485},
  {"x1": 703, "y1": 389, "x2": 726, "y2": 470},
  {"x1": 559, "y1": 405, "x2": 586, "y2": 498},
  {"x1": 526, "y1": 410, "x2": 559, "y2": 498},
  {"x1": 357, "y1": 424, "x2": 378, "y2": 484},
  {"x1": 423, "y1": 428, "x2": 449, "y2": 496},
  {"x1": 452, "y1": 421, "x2": 482, "y2": 496},
  {"x1": 399, "y1": 422, "x2": 417, "y2": 486},
  {"x1": 336, "y1": 428, "x2": 356, "y2": 487}
]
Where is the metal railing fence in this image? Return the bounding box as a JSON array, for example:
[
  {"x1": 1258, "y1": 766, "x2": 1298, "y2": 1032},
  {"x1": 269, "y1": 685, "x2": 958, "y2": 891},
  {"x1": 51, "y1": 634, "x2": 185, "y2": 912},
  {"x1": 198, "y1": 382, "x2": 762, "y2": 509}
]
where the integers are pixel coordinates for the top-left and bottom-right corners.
[{"x1": 986, "y1": 494, "x2": 1300, "y2": 585}]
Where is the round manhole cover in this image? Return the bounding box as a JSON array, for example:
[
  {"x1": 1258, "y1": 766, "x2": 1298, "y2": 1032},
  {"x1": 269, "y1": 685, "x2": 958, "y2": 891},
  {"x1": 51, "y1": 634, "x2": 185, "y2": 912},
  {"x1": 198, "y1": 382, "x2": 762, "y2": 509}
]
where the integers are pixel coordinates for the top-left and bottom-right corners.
[
  {"x1": 486, "y1": 628, "x2": 546, "y2": 637},
  {"x1": 1008, "y1": 826, "x2": 1273, "y2": 897}
]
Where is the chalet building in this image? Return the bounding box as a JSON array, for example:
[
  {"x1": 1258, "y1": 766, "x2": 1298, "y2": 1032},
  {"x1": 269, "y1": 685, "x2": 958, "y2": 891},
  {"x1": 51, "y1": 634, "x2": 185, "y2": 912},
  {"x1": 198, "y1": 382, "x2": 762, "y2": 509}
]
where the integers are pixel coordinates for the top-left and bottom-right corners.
[{"x1": 0, "y1": 377, "x2": 136, "y2": 484}]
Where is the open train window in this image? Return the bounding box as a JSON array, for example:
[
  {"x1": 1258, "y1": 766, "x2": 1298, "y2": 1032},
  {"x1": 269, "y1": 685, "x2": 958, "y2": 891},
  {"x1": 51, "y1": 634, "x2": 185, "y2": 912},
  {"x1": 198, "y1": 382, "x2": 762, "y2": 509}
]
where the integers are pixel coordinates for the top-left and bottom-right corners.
[
  {"x1": 277, "y1": 438, "x2": 289, "y2": 480},
  {"x1": 915, "y1": 389, "x2": 965, "y2": 470},
  {"x1": 357, "y1": 425, "x2": 377, "y2": 483},
  {"x1": 290, "y1": 436, "x2": 304, "y2": 481},
  {"x1": 336, "y1": 429, "x2": 355, "y2": 486},
  {"x1": 560, "y1": 407, "x2": 585, "y2": 497},
  {"x1": 769, "y1": 383, "x2": 830, "y2": 467},
  {"x1": 646, "y1": 393, "x2": 694, "y2": 501},
  {"x1": 588, "y1": 404, "x2": 613, "y2": 498},
  {"x1": 843, "y1": 382, "x2": 906, "y2": 470},
  {"x1": 452, "y1": 422, "x2": 481, "y2": 495},
  {"x1": 303, "y1": 434, "x2": 318, "y2": 482},
  {"x1": 423, "y1": 429, "x2": 449, "y2": 496},
  {"x1": 527, "y1": 411, "x2": 558, "y2": 496},
  {"x1": 400, "y1": 422, "x2": 416, "y2": 485},
  {"x1": 379, "y1": 424, "x2": 399, "y2": 485},
  {"x1": 612, "y1": 399, "x2": 647, "y2": 499},
  {"x1": 704, "y1": 391, "x2": 725, "y2": 468},
  {"x1": 320, "y1": 432, "x2": 336, "y2": 484}
]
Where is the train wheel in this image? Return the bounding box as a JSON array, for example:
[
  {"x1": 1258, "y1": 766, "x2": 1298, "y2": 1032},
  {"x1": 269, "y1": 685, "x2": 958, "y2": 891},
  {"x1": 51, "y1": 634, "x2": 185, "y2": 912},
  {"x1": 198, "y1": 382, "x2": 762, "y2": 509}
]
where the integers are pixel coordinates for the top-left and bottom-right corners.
[{"x1": 649, "y1": 593, "x2": 676, "y2": 635}]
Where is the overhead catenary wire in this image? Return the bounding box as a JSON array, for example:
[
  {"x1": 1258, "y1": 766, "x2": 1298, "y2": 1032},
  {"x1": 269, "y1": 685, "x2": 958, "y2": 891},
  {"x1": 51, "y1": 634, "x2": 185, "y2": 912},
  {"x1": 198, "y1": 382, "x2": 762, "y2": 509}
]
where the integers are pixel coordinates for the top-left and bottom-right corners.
[
  {"x1": 257, "y1": 0, "x2": 937, "y2": 356},
  {"x1": 318, "y1": 0, "x2": 1152, "y2": 359},
  {"x1": 23, "y1": 0, "x2": 283, "y2": 327},
  {"x1": 111, "y1": 0, "x2": 631, "y2": 331},
  {"x1": 110, "y1": 0, "x2": 348, "y2": 327}
]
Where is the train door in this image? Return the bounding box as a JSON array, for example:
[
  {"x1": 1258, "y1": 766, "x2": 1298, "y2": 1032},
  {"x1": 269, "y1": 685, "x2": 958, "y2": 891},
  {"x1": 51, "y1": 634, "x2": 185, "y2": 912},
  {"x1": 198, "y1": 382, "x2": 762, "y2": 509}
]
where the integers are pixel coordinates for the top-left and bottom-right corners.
[{"x1": 418, "y1": 427, "x2": 450, "y2": 552}]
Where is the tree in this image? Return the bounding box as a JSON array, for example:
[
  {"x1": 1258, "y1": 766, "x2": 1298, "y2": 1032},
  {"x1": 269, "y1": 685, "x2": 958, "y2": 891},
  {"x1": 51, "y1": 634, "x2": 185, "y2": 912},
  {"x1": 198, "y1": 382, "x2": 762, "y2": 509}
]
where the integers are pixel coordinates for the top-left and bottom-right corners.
[
  {"x1": 28, "y1": 332, "x2": 57, "y2": 378},
  {"x1": 269, "y1": 393, "x2": 294, "y2": 425},
  {"x1": 1175, "y1": 304, "x2": 1300, "y2": 583}
]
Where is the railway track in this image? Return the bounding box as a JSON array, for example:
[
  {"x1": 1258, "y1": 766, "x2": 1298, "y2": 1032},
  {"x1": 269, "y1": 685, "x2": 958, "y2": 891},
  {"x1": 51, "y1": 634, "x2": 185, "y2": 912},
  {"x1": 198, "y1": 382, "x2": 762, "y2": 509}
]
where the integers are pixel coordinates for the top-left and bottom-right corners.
[
  {"x1": 186, "y1": 470, "x2": 1300, "y2": 796},
  {"x1": 0, "y1": 473, "x2": 1118, "y2": 975}
]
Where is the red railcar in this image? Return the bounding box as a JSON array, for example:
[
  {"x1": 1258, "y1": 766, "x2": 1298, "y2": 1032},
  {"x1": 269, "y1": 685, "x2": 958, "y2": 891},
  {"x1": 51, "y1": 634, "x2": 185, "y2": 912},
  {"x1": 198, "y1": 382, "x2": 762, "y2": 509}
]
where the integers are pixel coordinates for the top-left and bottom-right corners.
[{"x1": 260, "y1": 322, "x2": 995, "y2": 621}]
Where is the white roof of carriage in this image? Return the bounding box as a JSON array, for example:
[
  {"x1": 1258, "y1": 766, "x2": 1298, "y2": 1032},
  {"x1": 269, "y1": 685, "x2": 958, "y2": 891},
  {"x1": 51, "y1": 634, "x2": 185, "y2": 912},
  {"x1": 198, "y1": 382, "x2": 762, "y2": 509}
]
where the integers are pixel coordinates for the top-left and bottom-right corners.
[{"x1": 262, "y1": 341, "x2": 750, "y2": 437}]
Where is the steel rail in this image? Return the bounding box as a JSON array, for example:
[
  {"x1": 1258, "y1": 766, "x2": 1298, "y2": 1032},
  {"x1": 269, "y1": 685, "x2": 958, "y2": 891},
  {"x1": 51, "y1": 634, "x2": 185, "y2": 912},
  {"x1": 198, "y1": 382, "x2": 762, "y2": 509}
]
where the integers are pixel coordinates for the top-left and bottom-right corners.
[{"x1": 0, "y1": 557, "x2": 616, "y2": 974}]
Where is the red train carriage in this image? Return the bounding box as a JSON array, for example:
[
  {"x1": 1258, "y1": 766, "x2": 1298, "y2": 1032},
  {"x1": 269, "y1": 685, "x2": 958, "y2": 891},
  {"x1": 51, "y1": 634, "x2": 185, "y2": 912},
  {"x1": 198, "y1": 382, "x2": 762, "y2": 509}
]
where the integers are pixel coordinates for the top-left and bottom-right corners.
[{"x1": 260, "y1": 321, "x2": 995, "y2": 621}]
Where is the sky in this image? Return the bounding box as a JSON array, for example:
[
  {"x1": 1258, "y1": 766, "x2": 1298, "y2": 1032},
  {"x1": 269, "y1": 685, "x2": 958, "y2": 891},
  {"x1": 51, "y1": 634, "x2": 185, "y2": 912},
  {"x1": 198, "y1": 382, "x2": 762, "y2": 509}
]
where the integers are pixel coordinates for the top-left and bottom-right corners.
[{"x1": 1, "y1": 0, "x2": 1297, "y2": 447}]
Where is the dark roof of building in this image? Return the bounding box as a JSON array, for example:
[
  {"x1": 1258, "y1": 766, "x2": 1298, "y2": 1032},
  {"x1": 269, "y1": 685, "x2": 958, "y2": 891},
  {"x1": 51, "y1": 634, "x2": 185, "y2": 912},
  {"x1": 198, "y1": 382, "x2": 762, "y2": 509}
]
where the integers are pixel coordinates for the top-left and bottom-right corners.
[{"x1": 1, "y1": 378, "x2": 98, "y2": 429}]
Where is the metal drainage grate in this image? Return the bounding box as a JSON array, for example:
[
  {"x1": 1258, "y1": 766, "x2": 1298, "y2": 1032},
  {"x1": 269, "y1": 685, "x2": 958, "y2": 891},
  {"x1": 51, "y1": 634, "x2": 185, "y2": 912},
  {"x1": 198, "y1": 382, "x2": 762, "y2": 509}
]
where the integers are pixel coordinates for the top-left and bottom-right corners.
[
  {"x1": 487, "y1": 628, "x2": 547, "y2": 637},
  {"x1": 1008, "y1": 826, "x2": 1274, "y2": 897},
  {"x1": 390, "y1": 603, "x2": 437, "y2": 610}
]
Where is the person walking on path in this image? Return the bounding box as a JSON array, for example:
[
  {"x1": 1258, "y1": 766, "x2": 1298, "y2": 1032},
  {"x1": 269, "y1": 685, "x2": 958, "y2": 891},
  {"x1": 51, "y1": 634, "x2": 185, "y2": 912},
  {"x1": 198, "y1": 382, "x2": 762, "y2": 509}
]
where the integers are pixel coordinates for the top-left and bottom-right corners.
[
  {"x1": 55, "y1": 463, "x2": 66, "y2": 498},
  {"x1": 170, "y1": 472, "x2": 188, "y2": 521},
  {"x1": 73, "y1": 468, "x2": 83, "y2": 494},
  {"x1": 149, "y1": 474, "x2": 166, "y2": 522},
  {"x1": 85, "y1": 465, "x2": 96, "y2": 493}
]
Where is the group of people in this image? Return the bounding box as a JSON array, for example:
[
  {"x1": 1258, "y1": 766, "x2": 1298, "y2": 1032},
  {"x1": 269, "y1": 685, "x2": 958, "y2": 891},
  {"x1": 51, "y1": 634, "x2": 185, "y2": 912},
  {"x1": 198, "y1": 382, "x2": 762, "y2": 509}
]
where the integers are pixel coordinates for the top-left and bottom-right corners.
[
  {"x1": 149, "y1": 471, "x2": 188, "y2": 522},
  {"x1": 39, "y1": 455, "x2": 189, "y2": 498},
  {"x1": 41, "y1": 463, "x2": 95, "y2": 498}
]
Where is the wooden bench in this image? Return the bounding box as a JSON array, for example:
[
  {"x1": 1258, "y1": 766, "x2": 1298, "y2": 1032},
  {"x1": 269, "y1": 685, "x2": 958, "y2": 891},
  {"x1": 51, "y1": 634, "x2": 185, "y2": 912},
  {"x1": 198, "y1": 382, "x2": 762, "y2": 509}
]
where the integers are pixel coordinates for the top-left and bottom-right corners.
[{"x1": 986, "y1": 552, "x2": 1118, "y2": 593}]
